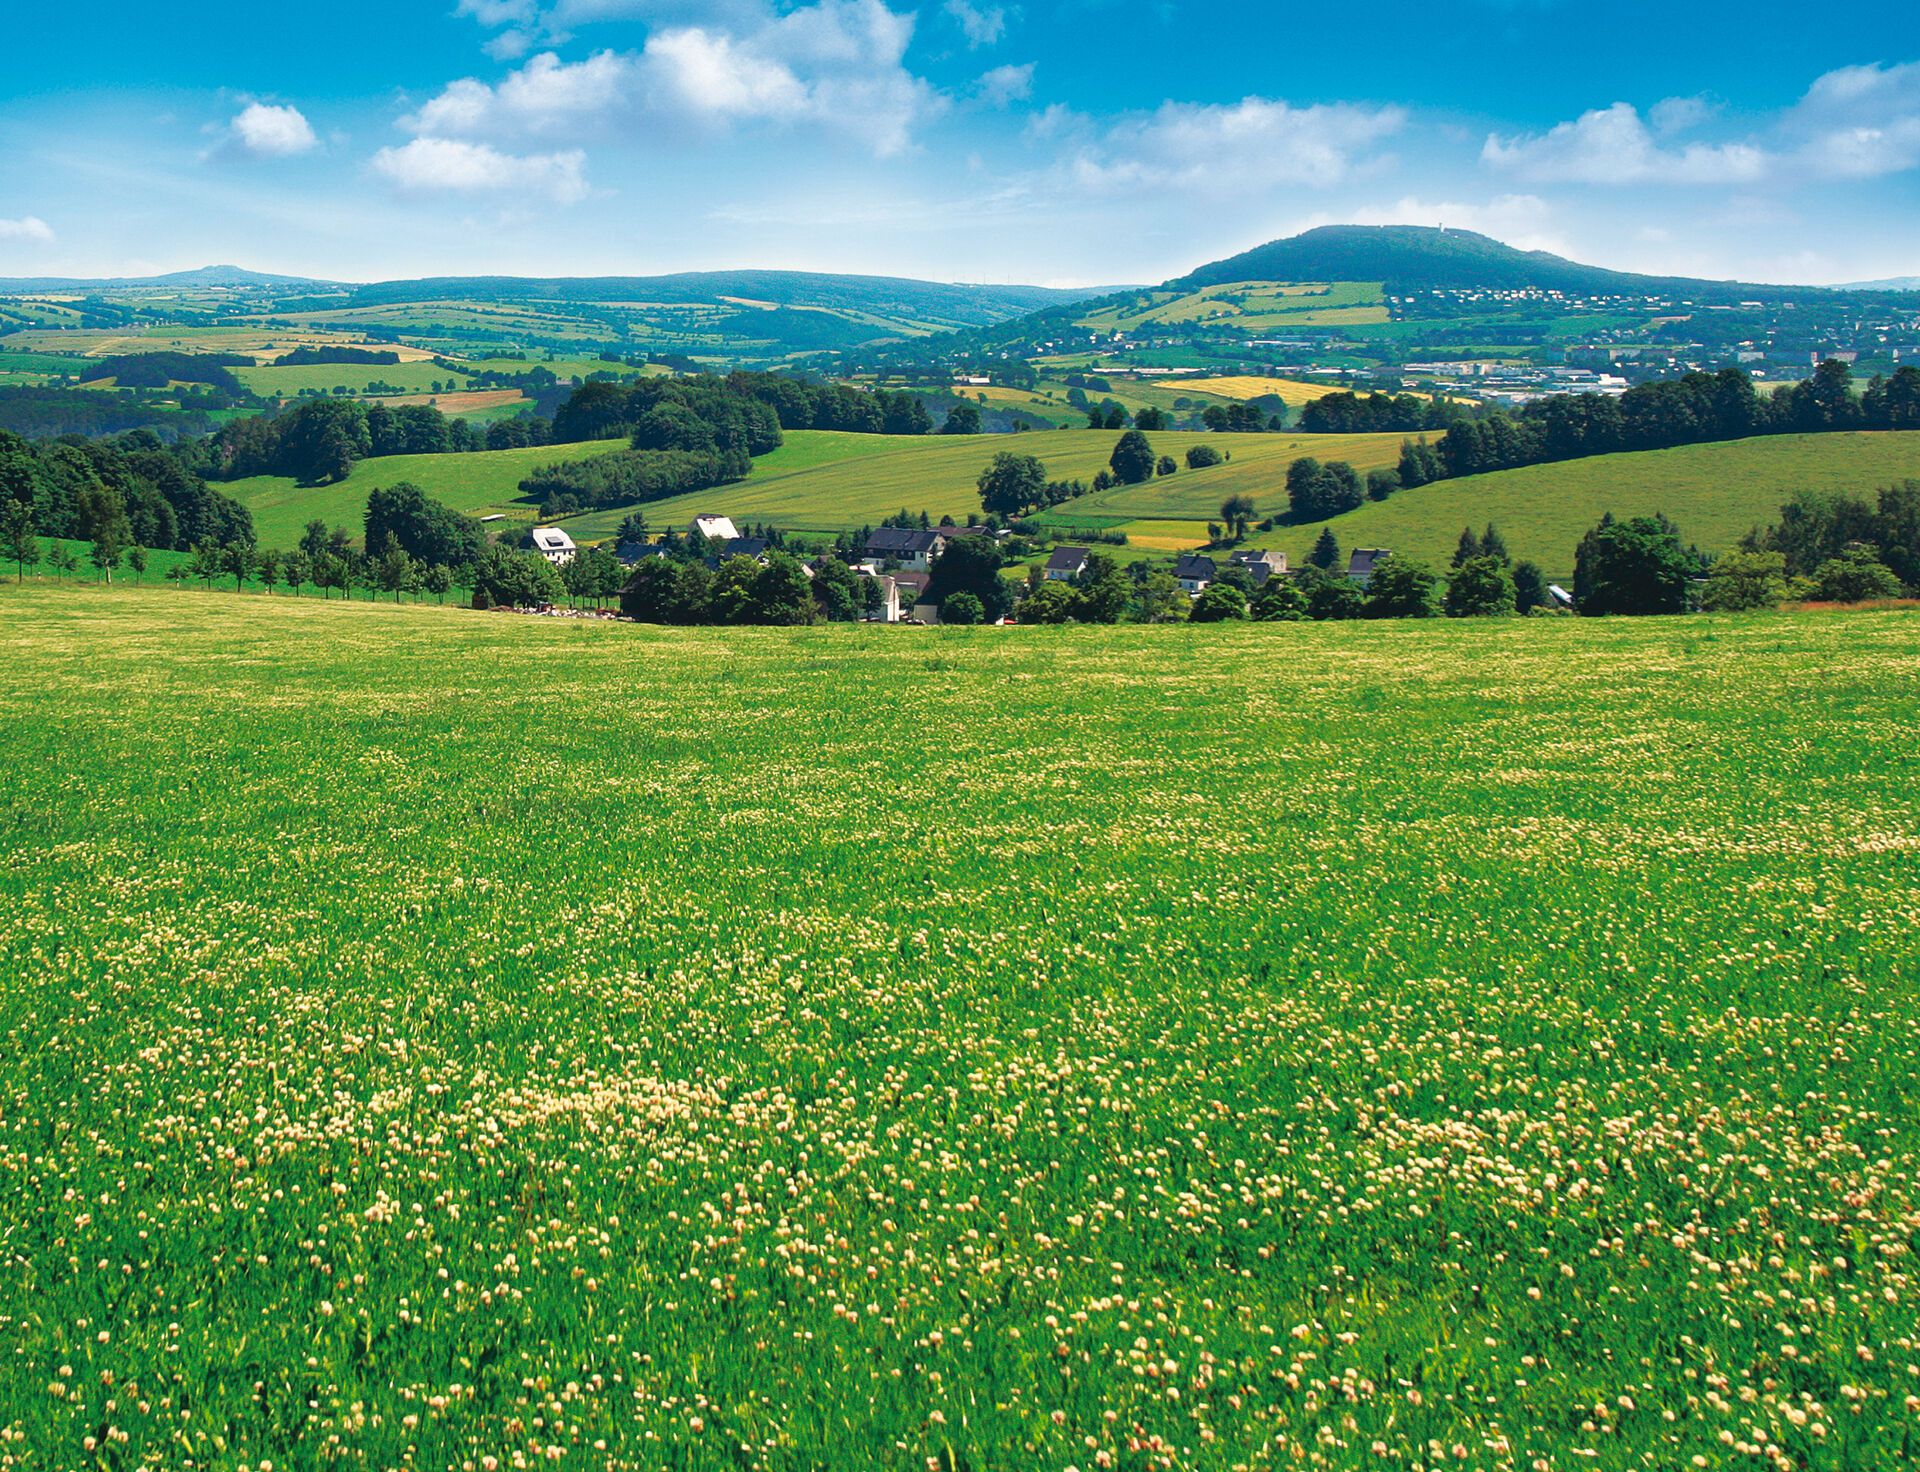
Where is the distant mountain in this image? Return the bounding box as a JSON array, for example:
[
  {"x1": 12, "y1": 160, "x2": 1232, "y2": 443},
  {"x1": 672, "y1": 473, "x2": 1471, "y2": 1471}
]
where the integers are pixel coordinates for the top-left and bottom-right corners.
[
  {"x1": 0, "y1": 264, "x2": 333, "y2": 291},
  {"x1": 331, "y1": 270, "x2": 1103, "y2": 329},
  {"x1": 1838, "y1": 276, "x2": 1920, "y2": 292},
  {"x1": 1174, "y1": 226, "x2": 1805, "y2": 302}
]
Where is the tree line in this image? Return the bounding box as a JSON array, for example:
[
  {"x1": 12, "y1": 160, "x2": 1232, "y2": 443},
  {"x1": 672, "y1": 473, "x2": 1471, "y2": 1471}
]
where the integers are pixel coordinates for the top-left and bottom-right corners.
[{"x1": 1398, "y1": 363, "x2": 1920, "y2": 489}]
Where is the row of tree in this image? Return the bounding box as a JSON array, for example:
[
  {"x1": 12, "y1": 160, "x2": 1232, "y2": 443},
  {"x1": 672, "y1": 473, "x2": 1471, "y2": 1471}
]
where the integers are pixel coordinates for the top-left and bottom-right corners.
[
  {"x1": 1401, "y1": 363, "x2": 1920, "y2": 488},
  {"x1": 0, "y1": 429, "x2": 254, "y2": 553}
]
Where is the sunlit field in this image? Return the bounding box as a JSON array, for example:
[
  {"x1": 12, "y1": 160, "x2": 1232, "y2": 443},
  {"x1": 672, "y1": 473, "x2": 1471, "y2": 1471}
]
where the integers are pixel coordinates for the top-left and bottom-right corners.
[{"x1": 2, "y1": 585, "x2": 1918, "y2": 1471}]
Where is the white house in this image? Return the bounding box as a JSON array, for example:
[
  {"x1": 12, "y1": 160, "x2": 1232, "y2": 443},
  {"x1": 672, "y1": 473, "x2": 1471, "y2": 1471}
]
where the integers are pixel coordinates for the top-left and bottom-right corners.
[
  {"x1": 1173, "y1": 554, "x2": 1217, "y2": 595},
  {"x1": 691, "y1": 514, "x2": 740, "y2": 543},
  {"x1": 864, "y1": 528, "x2": 943, "y2": 573},
  {"x1": 1045, "y1": 547, "x2": 1091, "y2": 582},
  {"x1": 529, "y1": 526, "x2": 577, "y2": 567},
  {"x1": 1346, "y1": 549, "x2": 1389, "y2": 587}
]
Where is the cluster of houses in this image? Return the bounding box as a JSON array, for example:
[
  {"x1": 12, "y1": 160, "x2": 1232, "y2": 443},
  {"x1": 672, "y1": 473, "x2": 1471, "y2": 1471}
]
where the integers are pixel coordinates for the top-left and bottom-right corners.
[{"x1": 526, "y1": 510, "x2": 1402, "y2": 623}]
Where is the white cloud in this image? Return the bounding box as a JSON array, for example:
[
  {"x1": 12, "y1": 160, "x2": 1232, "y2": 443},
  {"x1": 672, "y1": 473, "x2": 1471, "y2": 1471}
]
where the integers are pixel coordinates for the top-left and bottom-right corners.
[
  {"x1": 1066, "y1": 97, "x2": 1406, "y2": 196},
  {"x1": 405, "y1": 50, "x2": 632, "y2": 136},
  {"x1": 371, "y1": 137, "x2": 590, "y2": 204},
  {"x1": 977, "y1": 63, "x2": 1032, "y2": 108},
  {"x1": 1484, "y1": 103, "x2": 1767, "y2": 185},
  {"x1": 945, "y1": 0, "x2": 1005, "y2": 48},
  {"x1": 409, "y1": 0, "x2": 937, "y2": 157},
  {"x1": 230, "y1": 102, "x2": 320, "y2": 158},
  {"x1": 0, "y1": 216, "x2": 55, "y2": 244},
  {"x1": 1785, "y1": 61, "x2": 1920, "y2": 179}
]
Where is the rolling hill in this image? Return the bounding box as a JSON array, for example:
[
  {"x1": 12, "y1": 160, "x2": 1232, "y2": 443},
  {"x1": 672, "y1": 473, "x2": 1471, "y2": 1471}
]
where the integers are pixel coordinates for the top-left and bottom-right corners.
[
  {"x1": 1051, "y1": 432, "x2": 1920, "y2": 578},
  {"x1": 1173, "y1": 225, "x2": 1806, "y2": 301}
]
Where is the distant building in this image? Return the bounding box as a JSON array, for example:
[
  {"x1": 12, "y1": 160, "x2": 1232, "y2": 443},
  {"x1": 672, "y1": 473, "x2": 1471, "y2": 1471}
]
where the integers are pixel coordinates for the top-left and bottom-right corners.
[
  {"x1": 1045, "y1": 547, "x2": 1091, "y2": 582},
  {"x1": 1229, "y1": 549, "x2": 1287, "y2": 587},
  {"x1": 863, "y1": 574, "x2": 901, "y2": 623},
  {"x1": 1173, "y1": 554, "x2": 1217, "y2": 595},
  {"x1": 721, "y1": 537, "x2": 770, "y2": 563},
  {"x1": 863, "y1": 528, "x2": 943, "y2": 572},
  {"x1": 529, "y1": 526, "x2": 577, "y2": 567},
  {"x1": 1346, "y1": 549, "x2": 1389, "y2": 587},
  {"x1": 691, "y1": 514, "x2": 740, "y2": 543}
]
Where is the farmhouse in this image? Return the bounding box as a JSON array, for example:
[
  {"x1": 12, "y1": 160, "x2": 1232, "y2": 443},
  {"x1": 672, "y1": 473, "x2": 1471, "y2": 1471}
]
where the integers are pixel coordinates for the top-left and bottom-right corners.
[
  {"x1": 1173, "y1": 554, "x2": 1217, "y2": 595},
  {"x1": 863, "y1": 574, "x2": 901, "y2": 623},
  {"x1": 1046, "y1": 547, "x2": 1091, "y2": 582},
  {"x1": 1346, "y1": 549, "x2": 1389, "y2": 587},
  {"x1": 1229, "y1": 549, "x2": 1287, "y2": 587},
  {"x1": 691, "y1": 514, "x2": 740, "y2": 543},
  {"x1": 863, "y1": 528, "x2": 943, "y2": 571},
  {"x1": 721, "y1": 537, "x2": 770, "y2": 562},
  {"x1": 529, "y1": 526, "x2": 577, "y2": 567}
]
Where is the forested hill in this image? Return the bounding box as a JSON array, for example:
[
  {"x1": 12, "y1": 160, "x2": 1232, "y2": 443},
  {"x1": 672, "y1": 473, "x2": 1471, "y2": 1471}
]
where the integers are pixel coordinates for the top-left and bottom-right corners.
[
  {"x1": 330, "y1": 272, "x2": 1108, "y2": 327},
  {"x1": 1174, "y1": 225, "x2": 1812, "y2": 301}
]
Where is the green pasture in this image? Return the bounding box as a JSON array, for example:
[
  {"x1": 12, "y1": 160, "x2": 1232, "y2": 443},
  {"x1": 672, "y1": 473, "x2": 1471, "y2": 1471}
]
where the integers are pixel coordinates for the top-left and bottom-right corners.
[{"x1": 2, "y1": 584, "x2": 1918, "y2": 1470}]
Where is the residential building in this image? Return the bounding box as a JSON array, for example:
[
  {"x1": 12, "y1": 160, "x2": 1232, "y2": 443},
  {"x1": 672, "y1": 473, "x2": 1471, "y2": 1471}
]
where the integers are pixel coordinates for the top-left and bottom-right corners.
[
  {"x1": 863, "y1": 528, "x2": 943, "y2": 571},
  {"x1": 1346, "y1": 549, "x2": 1389, "y2": 587},
  {"x1": 1230, "y1": 549, "x2": 1288, "y2": 587},
  {"x1": 529, "y1": 526, "x2": 577, "y2": 567},
  {"x1": 691, "y1": 514, "x2": 740, "y2": 543},
  {"x1": 1045, "y1": 547, "x2": 1091, "y2": 582},
  {"x1": 1173, "y1": 554, "x2": 1217, "y2": 595}
]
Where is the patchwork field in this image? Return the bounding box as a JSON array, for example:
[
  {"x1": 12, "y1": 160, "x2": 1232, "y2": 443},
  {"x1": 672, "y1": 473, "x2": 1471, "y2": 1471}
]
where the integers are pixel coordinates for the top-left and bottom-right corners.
[
  {"x1": 2, "y1": 584, "x2": 1918, "y2": 1470},
  {"x1": 1164, "y1": 375, "x2": 1355, "y2": 406},
  {"x1": 1078, "y1": 281, "x2": 1389, "y2": 333}
]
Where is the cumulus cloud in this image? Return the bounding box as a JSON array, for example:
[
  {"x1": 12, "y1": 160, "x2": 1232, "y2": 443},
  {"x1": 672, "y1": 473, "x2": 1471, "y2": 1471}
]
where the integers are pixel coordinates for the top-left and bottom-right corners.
[
  {"x1": 976, "y1": 63, "x2": 1033, "y2": 108},
  {"x1": 229, "y1": 102, "x2": 320, "y2": 158},
  {"x1": 0, "y1": 216, "x2": 55, "y2": 244},
  {"x1": 1484, "y1": 103, "x2": 1767, "y2": 185},
  {"x1": 407, "y1": 0, "x2": 938, "y2": 158},
  {"x1": 1786, "y1": 60, "x2": 1920, "y2": 179},
  {"x1": 1065, "y1": 97, "x2": 1406, "y2": 196},
  {"x1": 945, "y1": 0, "x2": 1006, "y2": 48},
  {"x1": 1486, "y1": 64, "x2": 1920, "y2": 189},
  {"x1": 370, "y1": 137, "x2": 590, "y2": 204}
]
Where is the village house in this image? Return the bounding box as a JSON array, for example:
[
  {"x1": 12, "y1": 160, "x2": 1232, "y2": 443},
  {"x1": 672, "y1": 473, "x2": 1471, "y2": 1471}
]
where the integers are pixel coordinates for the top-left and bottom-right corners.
[
  {"x1": 721, "y1": 537, "x2": 770, "y2": 563},
  {"x1": 691, "y1": 514, "x2": 740, "y2": 543},
  {"x1": 863, "y1": 527, "x2": 943, "y2": 572},
  {"x1": 1229, "y1": 549, "x2": 1288, "y2": 587},
  {"x1": 529, "y1": 526, "x2": 577, "y2": 567},
  {"x1": 1346, "y1": 548, "x2": 1389, "y2": 587},
  {"x1": 1173, "y1": 554, "x2": 1217, "y2": 595},
  {"x1": 1045, "y1": 546, "x2": 1091, "y2": 582},
  {"x1": 862, "y1": 573, "x2": 902, "y2": 623}
]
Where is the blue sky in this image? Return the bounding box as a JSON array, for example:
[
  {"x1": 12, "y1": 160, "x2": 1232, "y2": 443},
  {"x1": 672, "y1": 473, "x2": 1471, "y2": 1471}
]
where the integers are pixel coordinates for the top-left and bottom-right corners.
[{"x1": 2, "y1": 0, "x2": 1917, "y2": 287}]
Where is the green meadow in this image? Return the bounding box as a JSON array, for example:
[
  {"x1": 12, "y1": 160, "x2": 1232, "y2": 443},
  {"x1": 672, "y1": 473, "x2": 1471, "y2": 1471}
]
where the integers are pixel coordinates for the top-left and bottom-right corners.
[
  {"x1": 233, "y1": 361, "x2": 479, "y2": 397},
  {"x1": 223, "y1": 439, "x2": 633, "y2": 547},
  {"x1": 1252, "y1": 431, "x2": 1920, "y2": 577},
  {"x1": 2, "y1": 583, "x2": 1918, "y2": 1471}
]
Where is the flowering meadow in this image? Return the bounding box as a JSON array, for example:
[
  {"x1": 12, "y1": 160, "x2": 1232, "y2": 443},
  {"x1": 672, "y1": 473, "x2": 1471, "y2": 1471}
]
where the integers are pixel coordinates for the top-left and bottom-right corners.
[{"x1": 2, "y1": 585, "x2": 1918, "y2": 1472}]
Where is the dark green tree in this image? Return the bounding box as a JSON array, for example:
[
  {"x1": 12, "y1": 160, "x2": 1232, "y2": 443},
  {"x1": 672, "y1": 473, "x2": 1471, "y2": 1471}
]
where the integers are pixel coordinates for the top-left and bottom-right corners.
[
  {"x1": 1575, "y1": 514, "x2": 1698, "y2": 616},
  {"x1": 1109, "y1": 430, "x2": 1157, "y2": 486}
]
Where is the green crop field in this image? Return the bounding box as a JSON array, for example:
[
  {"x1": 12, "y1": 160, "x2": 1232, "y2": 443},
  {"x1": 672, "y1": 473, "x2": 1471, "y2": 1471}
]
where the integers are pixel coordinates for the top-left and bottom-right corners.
[
  {"x1": 3, "y1": 583, "x2": 1919, "y2": 1470},
  {"x1": 570, "y1": 429, "x2": 1407, "y2": 541},
  {"x1": 223, "y1": 439, "x2": 633, "y2": 548},
  {"x1": 1245, "y1": 431, "x2": 1920, "y2": 578},
  {"x1": 234, "y1": 361, "x2": 479, "y2": 397}
]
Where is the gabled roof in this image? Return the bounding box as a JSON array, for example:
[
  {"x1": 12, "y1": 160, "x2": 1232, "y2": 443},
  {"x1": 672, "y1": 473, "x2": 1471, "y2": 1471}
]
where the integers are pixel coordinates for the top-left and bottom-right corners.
[
  {"x1": 1231, "y1": 548, "x2": 1286, "y2": 568},
  {"x1": 1347, "y1": 548, "x2": 1389, "y2": 577},
  {"x1": 865, "y1": 527, "x2": 942, "y2": 554},
  {"x1": 724, "y1": 537, "x2": 770, "y2": 560},
  {"x1": 691, "y1": 514, "x2": 740, "y2": 541},
  {"x1": 1047, "y1": 546, "x2": 1092, "y2": 573},
  {"x1": 1173, "y1": 554, "x2": 1217, "y2": 581}
]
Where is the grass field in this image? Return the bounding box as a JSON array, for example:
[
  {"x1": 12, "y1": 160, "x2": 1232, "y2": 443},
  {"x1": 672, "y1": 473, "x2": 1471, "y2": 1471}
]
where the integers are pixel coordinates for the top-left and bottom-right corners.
[
  {"x1": 1167, "y1": 375, "x2": 1354, "y2": 406},
  {"x1": 234, "y1": 361, "x2": 478, "y2": 397},
  {"x1": 1266, "y1": 431, "x2": 1920, "y2": 578},
  {"x1": 3, "y1": 583, "x2": 1918, "y2": 1470},
  {"x1": 1078, "y1": 281, "x2": 1389, "y2": 333},
  {"x1": 223, "y1": 439, "x2": 632, "y2": 547}
]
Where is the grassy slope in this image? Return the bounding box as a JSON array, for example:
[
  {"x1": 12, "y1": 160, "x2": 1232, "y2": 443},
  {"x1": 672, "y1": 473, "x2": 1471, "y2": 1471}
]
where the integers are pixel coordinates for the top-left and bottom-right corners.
[
  {"x1": 3, "y1": 583, "x2": 1918, "y2": 1470},
  {"x1": 565, "y1": 429, "x2": 1408, "y2": 541},
  {"x1": 1273, "y1": 430, "x2": 1920, "y2": 578},
  {"x1": 224, "y1": 440, "x2": 632, "y2": 547}
]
